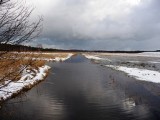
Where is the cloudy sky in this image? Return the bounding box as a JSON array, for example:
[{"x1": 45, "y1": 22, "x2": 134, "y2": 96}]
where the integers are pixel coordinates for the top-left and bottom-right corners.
[{"x1": 28, "y1": 0, "x2": 160, "y2": 50}]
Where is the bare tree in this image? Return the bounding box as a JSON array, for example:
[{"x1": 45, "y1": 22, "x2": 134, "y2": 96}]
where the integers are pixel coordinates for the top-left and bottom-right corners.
[
  {"x1": 0, "y1": 0, "x2": 42, "y2": 45},
  {"x1": 0, "y1": 0, "x2": 43, "y2": 83}
]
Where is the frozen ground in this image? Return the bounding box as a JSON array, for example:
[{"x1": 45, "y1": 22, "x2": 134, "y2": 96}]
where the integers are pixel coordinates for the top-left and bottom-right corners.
[
  {"x1": 83, "y1": 52, "x2": 160, "y2": 83},
  {"x1": 83, "y1": 54, "x2": 112, "y2": 62},
  {"x1": 138, "y1": 52, "x2": 160, "y2": 57},
  {"x1": 92, "y1": 52, "x2": 160, "y2": 57},
  {"x1": 106, "y1": 65, "x2": 160, "y2": 83}
]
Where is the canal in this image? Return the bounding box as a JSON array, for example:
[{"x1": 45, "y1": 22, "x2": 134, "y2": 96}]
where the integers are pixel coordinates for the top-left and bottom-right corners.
[{"x1": 0, "y1": 55, "x2": 160, "y2": 120}]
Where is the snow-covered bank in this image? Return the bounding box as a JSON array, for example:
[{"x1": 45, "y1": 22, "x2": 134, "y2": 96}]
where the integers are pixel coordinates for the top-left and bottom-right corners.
[
  {"x1": 0, "y1": 53, "x2": 74, "y2": 102},
  {"x1": 92, "y1": 52, "x2": 160, "y2": 58},
  {"x1": 128, "y1": 60, "x2": 160, "y2": 64},
  {"x1": 83, "y1": 54, "x2": 112, "y2": 62},
  {"x1": 0, "y1": 65, "x2": 50, "y2": 102},
  {"x1": 53, "y1": 53, "x2": 73, "y2": 62},
  {"x1": 106, "y1": 65, "x2": 160, "y2": 83},
  {"x1": 27, "y1": 53, "x2": 74, "y2": 62},
  {"x1": 2, "y1": 52, "x2": 74, "y2": 62},
  {"x1": 138, "y1": 52, "x2": 160, "y2": 57}
]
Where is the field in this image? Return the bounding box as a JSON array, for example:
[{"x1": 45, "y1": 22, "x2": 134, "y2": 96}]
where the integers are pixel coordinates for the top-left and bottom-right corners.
[{"x1": 83, "y1": 52, "x2": 160, "y2": 83}]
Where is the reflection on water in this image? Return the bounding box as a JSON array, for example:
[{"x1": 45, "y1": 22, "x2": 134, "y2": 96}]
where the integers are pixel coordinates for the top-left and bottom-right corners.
[{"x1": 0, "y1": 55, "x2": 160, "y2": 120}]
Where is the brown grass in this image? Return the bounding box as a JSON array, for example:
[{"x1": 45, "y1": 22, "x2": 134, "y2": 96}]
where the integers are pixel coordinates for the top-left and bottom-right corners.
[
  {"x1": 0, "y1": 59, "x2": 46, "y2": 83},
  {"x1": 0, "y1": 52, "x2": 73, "y2": 60},
  {"x1": 0, "y1": 52, "x2": 73, "y2": 84}
]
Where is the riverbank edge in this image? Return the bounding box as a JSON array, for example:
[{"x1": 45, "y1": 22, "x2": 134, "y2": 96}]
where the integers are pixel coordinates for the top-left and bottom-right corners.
[
  {"x1": 0, "y1": 53, "x2": 74, "y2": 103},
  {"x1": 0, "y1": 65, "x2": 51, "y2": 103}
]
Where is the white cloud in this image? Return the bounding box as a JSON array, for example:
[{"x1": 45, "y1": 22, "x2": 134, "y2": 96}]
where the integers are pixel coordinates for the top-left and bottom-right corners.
[{"x1": 28, "y1": 0, "x2": 160, "y2": 50}]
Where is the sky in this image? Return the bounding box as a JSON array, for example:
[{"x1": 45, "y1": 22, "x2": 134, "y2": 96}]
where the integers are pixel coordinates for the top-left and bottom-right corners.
[{"x1": 27, "y1": 0, "x2": 160, "y2": 50}]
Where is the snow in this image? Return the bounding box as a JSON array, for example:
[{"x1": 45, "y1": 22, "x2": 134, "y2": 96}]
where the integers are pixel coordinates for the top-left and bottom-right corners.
[
  {"x1": 0, "y1": 65, "x2": 50, "y2": 101},
  {"x1": 53, "y1": 53, "x2": 73, "y2": 62},
  {"x1": 128, "y1": 61, "x2": 141, "y2": 63},
  {"x1": 83, "y1": 54, "x2": 112, "y2": 62},
  {"x1": 138, "y1": 52, "x2": 160, "y2": 57},
  {"x1": 148, "y1": 61, "x2": 160, "y2": 64},
  {"x1": 105, "y1": 65, "x2": 160, "y2": 83},
  {"x1": 24, "y1": 53, "x2": 73, "y2": 62},
  {"x1": 2, "y1": 52, "x2": 74, "y2": 62},
  {"x1": 0, "y1": 53, "x2": 74, "y2": 102},
  {"x1": 128, "y1": 61, "x2": 160, "y2": 64},
  {"x1": 91, "y1": 52, "x2": 160, "y2": 58}
]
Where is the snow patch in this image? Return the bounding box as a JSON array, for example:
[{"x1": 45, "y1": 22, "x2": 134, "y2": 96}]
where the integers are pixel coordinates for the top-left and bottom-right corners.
[
  {"x1": 138, "y1": 52, "x2": 160, "y2": 57},
  {"x1": 128, "y1": 61, "x2": 141, "y2": 63},
  {"x1": 148, "y1": 61, "x2": 160, "y2": 64},
  {"x1": 105, "y1": 65, "x2": 160, "y2": 83},
  {"x1": 53, "y1": 53, "x2": 73, "y2": 62},
  {"x1": 0, "y1": 65, "x2": 50, "y2": 101},
  {"x1": 29, "y1": 53, "x2": 73, "y2": 62},
  {"x1": 83, "y1": 54, "x2": 112, "y2": 62}
]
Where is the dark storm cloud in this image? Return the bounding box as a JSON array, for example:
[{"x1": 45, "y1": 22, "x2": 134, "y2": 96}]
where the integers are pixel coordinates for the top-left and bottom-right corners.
[{"x1": 29, "y1": 0, "x2": 160, "y2": 50}]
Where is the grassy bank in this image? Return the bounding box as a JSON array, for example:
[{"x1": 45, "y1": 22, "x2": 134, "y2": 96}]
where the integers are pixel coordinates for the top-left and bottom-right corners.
[{"x1": 0, "y1": 52, "x2": 74, "y2": 102}]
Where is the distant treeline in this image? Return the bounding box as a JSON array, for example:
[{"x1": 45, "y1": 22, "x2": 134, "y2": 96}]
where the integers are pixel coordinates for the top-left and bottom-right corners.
[
  {"x1": 0, "y1": 44, "x2": 39, "y2": 52},
  {"x1": 0, "y1": 44, "x2": 159, "y2": 53}
]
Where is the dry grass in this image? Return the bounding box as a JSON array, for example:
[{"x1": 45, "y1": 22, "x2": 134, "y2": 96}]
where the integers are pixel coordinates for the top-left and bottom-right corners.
[
  {"x1": 31, "y1": 53, "x2": 71, "y2": 59},
  {"x1": 0, "y1": 52, "x2": 73, "y2": 83},
  {"x1": 0, "y1": 52, "x2": 73, "y2": 60},
  {"x1": 0, "y1": 59, "x2": 45, "y2": 83}
]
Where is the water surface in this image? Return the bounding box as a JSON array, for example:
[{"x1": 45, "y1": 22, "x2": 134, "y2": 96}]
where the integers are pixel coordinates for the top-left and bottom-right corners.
[{"x1": 0, "y1": 55, "x2": 160, "y2": 120}]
